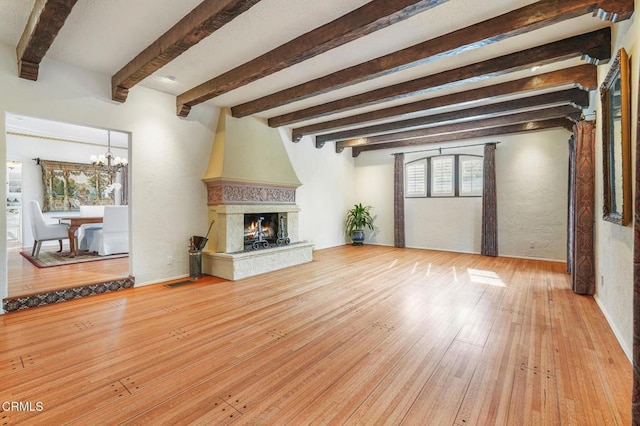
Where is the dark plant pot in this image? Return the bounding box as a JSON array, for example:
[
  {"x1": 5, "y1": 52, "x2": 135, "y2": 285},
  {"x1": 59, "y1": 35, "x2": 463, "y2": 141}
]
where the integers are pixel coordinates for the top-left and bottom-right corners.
[{"x1": 351, "y1": 230, "x2": 365, "y2": 246}]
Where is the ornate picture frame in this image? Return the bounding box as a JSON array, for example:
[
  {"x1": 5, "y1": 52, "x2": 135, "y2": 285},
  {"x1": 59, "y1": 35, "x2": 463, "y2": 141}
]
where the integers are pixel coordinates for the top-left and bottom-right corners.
[{"x1": 600, "y1": 47, "x2": 631, "y2": 225}]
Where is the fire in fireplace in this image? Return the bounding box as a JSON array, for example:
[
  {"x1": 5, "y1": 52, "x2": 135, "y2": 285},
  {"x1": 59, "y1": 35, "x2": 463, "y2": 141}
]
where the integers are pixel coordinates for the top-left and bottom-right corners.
[
  {"x1": 244, "y1": 213, "x2": 278, "y2": 241},
  {"x1": 244, "y1": 213, "x2": 290, "y2": 250}
]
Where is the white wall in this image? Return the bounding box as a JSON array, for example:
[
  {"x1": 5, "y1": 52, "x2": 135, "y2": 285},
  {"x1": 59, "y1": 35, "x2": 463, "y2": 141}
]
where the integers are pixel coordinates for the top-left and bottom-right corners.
[
  {"x1": 352, "y1": 131, "x2": 569, "y2": 260},
  {"x1": 281, "y1": 131, "x2": 356, "y2": 249},
  {"x1": 497, "y1": 131, "x2": 569, "y2": 261},
  {"x1": 0, "y1": 42, "x2": 217, "y2": 311},
  {"x1": 593, "y1": 13, "x2": 637, "y2": 360}
]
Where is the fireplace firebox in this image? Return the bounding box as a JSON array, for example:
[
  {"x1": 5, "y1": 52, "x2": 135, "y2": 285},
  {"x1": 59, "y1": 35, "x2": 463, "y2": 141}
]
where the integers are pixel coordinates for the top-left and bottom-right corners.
[{"x1": 244, "y1": 213, "x2": 289, "y2": 250}]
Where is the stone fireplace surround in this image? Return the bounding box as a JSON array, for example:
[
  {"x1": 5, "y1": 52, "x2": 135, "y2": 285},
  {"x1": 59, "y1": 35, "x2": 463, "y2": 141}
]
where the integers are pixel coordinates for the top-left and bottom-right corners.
[{"x1": 202, "y1": 180, "x2": 313, "y2": 280}]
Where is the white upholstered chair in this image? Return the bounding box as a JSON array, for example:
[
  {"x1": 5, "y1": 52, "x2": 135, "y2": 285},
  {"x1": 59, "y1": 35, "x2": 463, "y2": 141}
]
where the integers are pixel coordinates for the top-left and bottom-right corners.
[
  {"x1": 77, "y1": 205, "x2": 105, "y2": 250},
  {"x1": 89, "y1": 205, "x2": 129, "y2": 255},
  {"x1": 29, "y1": 200, "x2": 69, "y2": 258}
]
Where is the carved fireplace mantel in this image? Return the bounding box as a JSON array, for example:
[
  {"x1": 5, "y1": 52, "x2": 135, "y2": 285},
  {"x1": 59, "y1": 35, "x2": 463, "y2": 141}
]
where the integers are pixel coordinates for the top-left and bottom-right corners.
[{"x1": 205, "y1": 180, "x2": 297, "y2": 205}]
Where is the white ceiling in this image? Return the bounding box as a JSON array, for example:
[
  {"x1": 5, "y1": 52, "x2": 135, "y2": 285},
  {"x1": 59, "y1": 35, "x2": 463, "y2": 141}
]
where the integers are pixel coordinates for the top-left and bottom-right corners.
[{"x1": 0, "y1": 0, "x2": 620, "y2": 133}]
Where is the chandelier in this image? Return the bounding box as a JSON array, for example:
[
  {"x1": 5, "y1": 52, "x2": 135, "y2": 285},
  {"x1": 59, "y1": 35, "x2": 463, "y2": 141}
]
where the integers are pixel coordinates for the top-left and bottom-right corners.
[{"x1": 91, "y1": 130, "x2": 127, "y2": 170}]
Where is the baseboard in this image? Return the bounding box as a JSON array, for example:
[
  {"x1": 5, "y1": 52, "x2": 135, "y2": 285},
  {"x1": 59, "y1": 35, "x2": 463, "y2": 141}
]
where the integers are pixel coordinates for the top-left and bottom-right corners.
[
  {"x1": 405, "y1": 244, "x2": 479, "y2": 255},
  {"x1": 594, "y1": 294, "x2": 632, "y2": 362}
]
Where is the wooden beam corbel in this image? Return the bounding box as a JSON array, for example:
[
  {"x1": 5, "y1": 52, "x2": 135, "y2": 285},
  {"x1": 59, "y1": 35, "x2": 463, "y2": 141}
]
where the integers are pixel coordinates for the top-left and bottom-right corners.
[
  {"x1": 270, "y1": 28, "x2": 610, "y2": 128},
  {"x1": 16, "y1": 0, "x2": 79, "y2": 81},
  {"x1": 111, "y1": 0, "x2": 262, "y2": 104},
  {"x1": 175, "y1": 0, "x2": 451, "y2": 117}
]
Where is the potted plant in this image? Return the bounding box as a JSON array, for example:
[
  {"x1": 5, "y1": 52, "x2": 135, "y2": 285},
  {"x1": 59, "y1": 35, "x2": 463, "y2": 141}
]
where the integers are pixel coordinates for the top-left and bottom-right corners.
[{"x1": 345, "y1": 203, "x2": 374, "y2": 246}]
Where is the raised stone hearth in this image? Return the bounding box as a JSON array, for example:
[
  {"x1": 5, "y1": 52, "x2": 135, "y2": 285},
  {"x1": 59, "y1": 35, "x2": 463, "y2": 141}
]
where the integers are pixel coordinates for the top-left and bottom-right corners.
[{"x1": 203, "y1": 241, "x2": 314, "y2": 281}]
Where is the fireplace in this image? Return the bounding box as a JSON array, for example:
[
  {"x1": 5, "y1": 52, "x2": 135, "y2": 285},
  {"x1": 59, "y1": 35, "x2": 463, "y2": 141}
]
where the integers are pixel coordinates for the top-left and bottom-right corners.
[
  {"x1": 200, "y1": 109, "x2": 314, "y2": 280},
  {"x1": 202, "y1": 200, "x2": 313, "y2": 280}
]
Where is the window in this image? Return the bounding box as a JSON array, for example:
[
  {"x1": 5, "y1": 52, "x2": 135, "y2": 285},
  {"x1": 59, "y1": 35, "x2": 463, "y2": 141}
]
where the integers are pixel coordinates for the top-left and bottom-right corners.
[
  {"x1": 405, "y1": 159, "x2": 427, "y2": 197},
  {"x1": 459, "y1": 155, "x2": 483, "y2": 196},
  {"x1": 431, "y1": 156, "x2": 455, "y2": 197},
  {"x1": 404, "y1": 154, "x2": 483, "y2": 198}
]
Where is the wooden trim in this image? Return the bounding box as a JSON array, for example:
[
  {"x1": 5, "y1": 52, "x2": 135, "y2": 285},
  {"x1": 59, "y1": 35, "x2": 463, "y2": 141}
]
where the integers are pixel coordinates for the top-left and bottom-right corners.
[
  {"x1": 350, "y1": 119, "x2": 573, "y2": 157},
  {"x1": 176, "y1": 0, "x2": 450, "y2": 116},
  {"x1": 316, "y1": 88, "x2": 588, "y2": 146},
  {"x1": 232, "y1": 0, "x2": 632, "y2": 118},
  {"x1": 600, "y1": 48, "x2": 632, "y2": 225},
  {"x1": 271, "y1": 28, "x2": 609, "y2": 128},
  {"x1": 16, "y1": 0, "x2": 79, "y2": 80},
  {"x1": 111, "y1": 0, "x2": 261, "y2": 103}
]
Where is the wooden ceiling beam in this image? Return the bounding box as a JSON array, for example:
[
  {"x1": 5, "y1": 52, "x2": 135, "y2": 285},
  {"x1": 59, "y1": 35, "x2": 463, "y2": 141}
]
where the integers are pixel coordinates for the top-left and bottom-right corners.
[
  {"x1": 111, "y1": 0, "x2": 262, "y2": 103},
  {"x1": 292, "y1": 64, "x2": 596, "y2": 141},
  {"x1": 232, "y1": 0, "x2": 633, "y2": 118},
  {"x1": 176, "y1": 0, "x2": 451, "y2": 117},
  {"x1": 270, "y1": 28, "x2": 610, "y2": 128},
  {"x1": 16, "y1": 0, "x2": 79, "y2": 80},
  {"x1": 350, "y1": 118, "x2": 574, "y2": 156},
  {"x1": 315, "y1": 88, "x2": 588, "y2": 147},
  {"x1": 338, "y1": 104, "x2": 580, "y2": 150}
]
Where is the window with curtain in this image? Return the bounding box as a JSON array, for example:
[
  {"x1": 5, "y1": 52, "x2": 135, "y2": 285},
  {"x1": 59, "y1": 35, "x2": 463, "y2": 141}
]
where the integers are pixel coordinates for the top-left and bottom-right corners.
[
  {"x1": 459, "y1": 155, "x2": 484, "y2": 196},
  {"x1": 405, "y1": 154, "x2": 483, "y2": 198}
]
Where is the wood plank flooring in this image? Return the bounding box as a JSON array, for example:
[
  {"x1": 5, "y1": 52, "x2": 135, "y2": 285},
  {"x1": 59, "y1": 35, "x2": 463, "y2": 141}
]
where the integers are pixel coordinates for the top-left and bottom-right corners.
[
  {"x1": 7, "y1": 247, "x2": 129, "y2": 297},
  {"x1": 0, "y1": 245, "x2": 631, "y2": 424}
]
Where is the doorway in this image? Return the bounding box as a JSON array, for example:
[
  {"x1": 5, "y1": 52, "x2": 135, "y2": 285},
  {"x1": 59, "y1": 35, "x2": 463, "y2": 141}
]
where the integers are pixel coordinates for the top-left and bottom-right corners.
[{"x1": 5, "y1": 113, "x2": 131, "y2": 300}]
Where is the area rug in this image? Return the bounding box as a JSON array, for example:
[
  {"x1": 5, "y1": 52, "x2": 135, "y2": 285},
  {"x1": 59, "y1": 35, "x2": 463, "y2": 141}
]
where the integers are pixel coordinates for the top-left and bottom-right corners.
[{"x1": 20, "y1": 250, "x2": 128, "y2": 268}]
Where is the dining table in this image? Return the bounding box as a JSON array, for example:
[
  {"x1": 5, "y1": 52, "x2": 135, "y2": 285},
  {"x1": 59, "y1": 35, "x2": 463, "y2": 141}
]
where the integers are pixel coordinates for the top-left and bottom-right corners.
[{"x1": 54, "y1": 216, "x2": 103, "y2": 258}]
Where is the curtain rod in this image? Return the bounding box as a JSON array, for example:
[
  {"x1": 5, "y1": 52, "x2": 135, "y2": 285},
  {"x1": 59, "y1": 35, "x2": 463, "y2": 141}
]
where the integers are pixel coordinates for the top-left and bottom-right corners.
[{"x1": 391, "y1": 141, "x2": 500, "y2": 156}]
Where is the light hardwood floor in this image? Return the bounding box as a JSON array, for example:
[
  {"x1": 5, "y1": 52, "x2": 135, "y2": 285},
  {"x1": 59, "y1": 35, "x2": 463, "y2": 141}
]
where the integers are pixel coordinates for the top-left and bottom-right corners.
[
  {"x1": 0, "y1": 246, "x2": 631, "y2": 424},
  {"x1": 7, "y1": 247, "x2": 129, "y2": 297}
]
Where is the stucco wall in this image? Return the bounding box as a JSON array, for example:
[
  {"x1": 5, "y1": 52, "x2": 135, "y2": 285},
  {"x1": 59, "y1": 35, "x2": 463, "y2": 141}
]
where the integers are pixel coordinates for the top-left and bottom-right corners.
[
  {"x1": 497, "y1": 131, "x2": 569, "y2": 261},
  {"x1": 593, "y1": 14, "x2": 637, "y2": 360},
  {"x1": 282, "y1": 131, "x2": 356, "y2": 249},
  {"x1": 352, "y1": 130, "x2": 569, "y2": 261}
]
